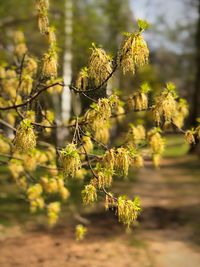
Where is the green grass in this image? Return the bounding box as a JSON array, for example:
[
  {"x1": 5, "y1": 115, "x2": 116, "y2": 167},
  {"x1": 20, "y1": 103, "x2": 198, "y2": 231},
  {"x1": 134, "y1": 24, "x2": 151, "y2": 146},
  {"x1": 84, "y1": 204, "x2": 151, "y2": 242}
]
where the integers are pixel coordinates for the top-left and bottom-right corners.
[{"x1": 163, "y1": 134, "x2": 189, "y2": 158}]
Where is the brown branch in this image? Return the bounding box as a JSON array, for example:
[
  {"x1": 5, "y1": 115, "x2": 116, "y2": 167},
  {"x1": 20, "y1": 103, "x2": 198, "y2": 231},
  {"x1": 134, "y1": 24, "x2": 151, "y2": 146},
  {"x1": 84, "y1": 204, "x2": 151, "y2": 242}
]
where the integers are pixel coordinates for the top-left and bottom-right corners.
[
  {"x1": 0, "y1": 82, "x2": 62, "y2": 111},
  {"x1": 69, "y1": 62, "x2": 118, "y2": 94}
]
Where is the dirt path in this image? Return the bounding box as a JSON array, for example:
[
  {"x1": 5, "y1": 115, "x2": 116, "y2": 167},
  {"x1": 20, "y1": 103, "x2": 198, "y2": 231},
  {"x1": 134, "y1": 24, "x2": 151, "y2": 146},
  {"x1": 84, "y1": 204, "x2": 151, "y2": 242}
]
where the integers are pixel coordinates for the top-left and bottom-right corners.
[
  {"x1": 133, "y1": 156, "x2": 200, "y2": 267},
  {"x1": 0, "y1": 156, "x2": 200, "y2": 267}
]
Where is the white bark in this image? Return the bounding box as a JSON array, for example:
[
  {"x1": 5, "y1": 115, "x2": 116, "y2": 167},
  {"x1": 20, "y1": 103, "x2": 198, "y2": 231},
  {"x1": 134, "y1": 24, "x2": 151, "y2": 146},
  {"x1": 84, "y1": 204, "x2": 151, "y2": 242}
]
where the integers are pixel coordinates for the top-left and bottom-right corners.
[{"x1": 61, "y1": 0, "x2": 72, "y2": 122}]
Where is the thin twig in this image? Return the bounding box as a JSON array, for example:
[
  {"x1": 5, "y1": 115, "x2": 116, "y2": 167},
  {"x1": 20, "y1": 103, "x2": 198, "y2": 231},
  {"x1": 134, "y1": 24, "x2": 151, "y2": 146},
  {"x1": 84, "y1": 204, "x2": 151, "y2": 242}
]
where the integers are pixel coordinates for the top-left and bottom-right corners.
[
  {"x1": 0, "y1": 119, "x2": 17, "y2": 132},
  {"x1": 77, "y1": 125, "x2": 117, "y2": 201},
  {"x1": 78, "y1": 126, "x2": 109, "y2": 150}
]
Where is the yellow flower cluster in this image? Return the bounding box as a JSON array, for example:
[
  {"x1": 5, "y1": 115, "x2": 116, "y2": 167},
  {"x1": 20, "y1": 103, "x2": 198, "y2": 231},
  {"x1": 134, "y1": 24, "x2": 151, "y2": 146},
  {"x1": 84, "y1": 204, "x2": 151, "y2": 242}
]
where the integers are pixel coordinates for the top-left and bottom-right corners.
[
  {"x1": 185, "y1": 130, "x2": 196, "y2": 145},
  {"x1": 127, "y1": 145, "x2": 144, "y2": 168},
  {"x1": 95, "y1": 124, "x2": 110, "y2": 144},
  {"x1": 120, "y1": 33, "x2": 149, "y2": 75},
  {"x1": 38, "y1": 13, "x2": 49, "y2": 35},
  {"x1": 60, "y1": 143, "x2": 81, "y2": 177},
  {"x1": 24, "y1": 56, "x2": 38, "y2": 76},
  {"x1": 14, "y1": 31, "x2": 25, "y2": 44},
  {"x1": 102, "y1": 149, "x2": 115, "y2": 171},
  {"x1": 81, "y1": 184, "x2": 97, "y2": 205},
  {"x1": 9, "y1": 33, "x2": 37, "y2": 99},
  {"x1": 76, "y1": 67, "x2": 89, "y2": 91},
  {"x1": 36, "y1": 0, "x2": 49, "y2": 35},
  {"x1": 96, "y1": 167, "x2": 113, "y2": 189},
  {"x1": 172, "y1": 99, "x2": 189, "y2": 129},
  {"x1": 8, "y1": 159, "x2": 24, "y2": 180},
  {"x1": 41, "y1": 176, "x2": 70, "y2": 200},
  {"x1": 95, "y1": 98, "x2": 112, "y2": 118},
  {"x1": 147, "y1": 128, "x2": 165, "y2": 167},
  {"x1": 15, "y1": 43, "x2": 28, "y2": 59},
  {"x1": 79, "y1": 134, "x2": 93, "y2": 155},
  {"x1": 0, "y1": 134, "x2": 10, "y2": 154},
  {"x1": 88, "y1": 44, "x2": 112, "y2": 87},
  {"x1": 46, "y1": 145, "x2": 57, "y2": 162},
  {"x1": 46, "y1": 27, "x2": 57, "y2": 48},
  {"x1": 127, "y1": 83, "x2": 150, "y2": 112},
  {"x1": 22, "y1": 153, "x2": 37, "y2": 172},
  {"x1": 85, "y1": 98, "x2": 112, "y2": 144},
  {"x1": 42, "y1": 50, "x2": 58, "y2": 78},
  {"x1": 35, "y1": 0, "x2": 58, "y2": 79},
  {"x1": 133, "y1": 92, "x2": 148, "y2": 111},
  {"x1": 20, "y1": 75, "x2": 33, "y2": 95},
  {"x1": 75, "y1": 168, "x2": 88, "y2": 180},
  {"x1": 14, "y1": 119, "x2": 36, "y2": 153},
  {"x1": 115, "y1": 148, "x2": 130, "y2": 177},
  {"x1": 27, "y1": 183, "x2": 45, "y2": 213},
  {"x1": 147, "y1": 128, "x2": 165, "y2": 154},
  {"x1": 35, "y1": 0, "x2": 49, "y2": 11},
  {"x1": 102, "y1": 148, "x2": 130, "y2": 177},
  {"x1": 132, "y1": 154, "x2": 144, "y2": 168},
  {"x1": 153, "y1": 83, "x2": 177, "y2": 125},
  {"x1": 117, "y1": 196, "x2": 141, "y2": 228},
  {"x1": 14, "y1": 31, "x2": 27, "y2": 58},
  {"x1": 105, "y1": 193, "x2": 115, "y2": 210},
  {"x1": 1, "y1": 69, "x2": 18, "y2": 100},
  {"x1": 127, "y1": 124, "x2": 146, "y2": 146},
  {"x1": 75, "y1": 224, "x2": 87, "y2": 241},
  {"x1": 47, "y1": 201, "x2": 61, "y2": 226}
]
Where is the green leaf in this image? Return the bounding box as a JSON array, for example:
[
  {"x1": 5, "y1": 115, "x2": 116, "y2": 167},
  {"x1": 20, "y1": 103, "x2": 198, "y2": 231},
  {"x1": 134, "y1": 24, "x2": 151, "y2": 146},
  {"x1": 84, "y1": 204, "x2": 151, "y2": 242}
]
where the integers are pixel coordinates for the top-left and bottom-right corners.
[
  {"x1": 133, "y1": 196, "x2": 141, "y2": 211},
  {"x1": 140, "y1": 82, "x2": 151, "y2": 93},
  {"x1": 122, "y1": 31, "x2": 132, "y2": 37},
  {"x1": 137, "y1": 19, "x2": 150, "y2": 31},
  {"x1": 166, "y1": 82, "x2": 176, "y2": 91}
]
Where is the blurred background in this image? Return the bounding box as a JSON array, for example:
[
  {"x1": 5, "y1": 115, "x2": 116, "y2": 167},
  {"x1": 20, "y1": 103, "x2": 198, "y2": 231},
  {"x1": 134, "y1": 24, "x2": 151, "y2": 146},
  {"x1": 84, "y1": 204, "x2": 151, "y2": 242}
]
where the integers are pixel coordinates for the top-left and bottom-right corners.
[{"x1": 0, "y1": 0, "x2": 200, "y2": 266}]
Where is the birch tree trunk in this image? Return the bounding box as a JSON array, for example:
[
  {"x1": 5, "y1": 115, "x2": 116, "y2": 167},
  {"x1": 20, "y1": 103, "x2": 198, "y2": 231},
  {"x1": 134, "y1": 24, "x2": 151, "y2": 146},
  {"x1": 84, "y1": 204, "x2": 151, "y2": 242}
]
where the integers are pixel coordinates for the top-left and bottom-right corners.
[
  {"x1": 61, "y1": 0, "x2": 72, "y2": 123},
  {"x1": 58, "y1": 0, "x2": 72, "y2": 144}
]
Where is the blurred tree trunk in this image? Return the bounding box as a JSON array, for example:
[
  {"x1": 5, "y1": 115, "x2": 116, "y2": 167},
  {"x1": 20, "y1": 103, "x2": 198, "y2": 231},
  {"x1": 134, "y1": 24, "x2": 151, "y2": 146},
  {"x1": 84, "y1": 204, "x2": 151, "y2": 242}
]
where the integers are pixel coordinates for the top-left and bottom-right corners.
[
  {"x1": 191, "y1": 0, "x2": 200, "y2": 125},
  {"x1": 190, "y1": 0, "x2": 200, "y2": 153}
]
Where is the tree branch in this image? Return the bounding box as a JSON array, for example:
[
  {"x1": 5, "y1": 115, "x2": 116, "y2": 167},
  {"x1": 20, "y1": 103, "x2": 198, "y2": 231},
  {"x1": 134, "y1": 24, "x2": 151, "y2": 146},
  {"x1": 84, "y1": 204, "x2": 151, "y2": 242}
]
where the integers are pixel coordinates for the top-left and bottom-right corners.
[{"x1": 0, "y1": 82, "x2": 63, "y2": 111}]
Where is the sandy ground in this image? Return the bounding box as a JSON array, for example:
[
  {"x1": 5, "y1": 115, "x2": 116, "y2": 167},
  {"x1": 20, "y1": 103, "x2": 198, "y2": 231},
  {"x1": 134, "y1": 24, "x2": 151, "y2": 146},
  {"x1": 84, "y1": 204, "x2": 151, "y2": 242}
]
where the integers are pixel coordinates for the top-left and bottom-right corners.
[{"x1": 0, "y1": 156, "x2": 200, "y2": 267}]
